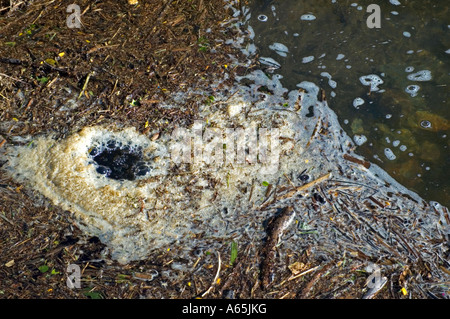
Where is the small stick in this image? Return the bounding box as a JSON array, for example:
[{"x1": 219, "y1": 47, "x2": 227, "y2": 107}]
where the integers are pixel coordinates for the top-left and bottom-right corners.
[
  {"x1": 78, "y1": 72, "x2": 92, "y2": 100},
  {"x1": 288, "y1": 265, "x2": 320, "y2": 281},
  {"x1": 201, "y1": 252, "x2": 221, "y2": 297},
  {"x1": 278, "y1": 172, "x2": 332, "y2": 200}
]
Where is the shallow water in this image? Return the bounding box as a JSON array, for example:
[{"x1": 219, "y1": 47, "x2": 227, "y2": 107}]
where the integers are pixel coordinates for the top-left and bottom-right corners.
[{"x1": 248, "y1": 0, "x2": 449, "y2": 207}]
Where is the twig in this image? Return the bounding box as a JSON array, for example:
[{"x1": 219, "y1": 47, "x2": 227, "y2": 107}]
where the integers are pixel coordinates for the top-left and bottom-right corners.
[
  {"x1": 0, "y1": 72, "x2": 27, "y2": 84},
  {"x1": 277, "y1": 172, "x2": 332, "y2": 200},
  {"x1": 288, "y1": 265, "x2": 320, "y2": 281},
  {"x1": 201, "y1": 252, "x2": 221, "y2": 297},
  {"x1": 78, "y1": 72, "x2": 92, "y2": 100}
]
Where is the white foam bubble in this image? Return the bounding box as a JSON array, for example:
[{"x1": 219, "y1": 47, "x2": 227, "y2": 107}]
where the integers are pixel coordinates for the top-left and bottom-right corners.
[
  {"x1": 336, "y1": 54, "x2": 345, "y2": 60},
  {"x1": 405, "y1": 84, "x2": 420, "y2": 97},
  {"x1": 320, "y1": 72, "x2": 337, "y2": 89},
  {"x1": 359, "y1": 74, "x2": 384, "y2": 91},
  {"x1": 407, "y1": 70, "x2": 432, "y2": 81},
  {"x1": 403, "y1": 31, "x2": 411, "y2": 37},
  {"x1": 257, "y1": 14, "x2": 268, "y2": 22},
  {"x1": 392, "y1": 140, "x2": 400, "y2": 147},
  {"x1": 353, "y1": 97, "x2": 364, "y2": 109},
  {"x1": 384, "y1": 148, "x2": 397, "y2": 160},
  {"x1": 405, "y1": 66, "x2": 414, "y2": 72},
  {"x1": 259, "y1": 57, "x2": 281, "y2": 69},
  {"x1": 302, "y1": 56, "x2": 315, "y2": 63},
  {"x1": 269, "y1": 42, "x2": 289, "y2": 57},
  {"x1": 399, "y1": 145, "x2": 407, "y2": 151},
  {"x1": 353, "y1": 134, "x2": 367, "y2": 146},
  {"x1": 389, "y1": 0, "x2": 401, "y2": 5},
  {"x1": 300, "y1": 14, "x2": 316, "y2": 21}
]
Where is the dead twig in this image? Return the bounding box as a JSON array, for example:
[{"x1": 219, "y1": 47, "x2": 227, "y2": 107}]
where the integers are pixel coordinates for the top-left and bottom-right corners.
[
  {"x1": 201, "y1": 251, "x2": 221, "y2": 298},
  {"x1": 277, "y1": 172, "x2": 332, "y2": 200}
]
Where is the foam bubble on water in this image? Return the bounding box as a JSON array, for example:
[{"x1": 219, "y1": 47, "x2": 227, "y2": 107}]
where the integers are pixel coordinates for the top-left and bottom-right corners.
[
  {"x1": 386, "y1": 114, "x2": 392, "y2": 119},
  {"x1": 353, "y1": 97, "x2": 364, "y2": 109},
  {"x1": 259, "y1": 57, "x2": 281, "y2": 69},
  {"x1": 336, "y1": 54, "x2": 345, "y2": 60},
  {"x1": 391, "y1": 11, "x2": 399, "y2": 15},
  {"x1": 420, "y1": 120, "x2": 432, "y2": 129},
  {"x1": 403, "y1": 31, "x2": 411, "y2": 37},
  {"x1": 302, "y1": 56, "x2": 315, "y2": 63},
  {"x1": 407, "y1": 70, "x2": 432, "y2": 81},
  {"x1": 406, "y1": 50, "x2": 414, "y2": 54},
  {"x1": 300, "y1": 14, "x2": 316, "y2": 21},
  {"x1": 405, "y1": 84, "x2": 420, "y2": 97},
  {"x1": 247, "y1": 25, "x2": 255, "y2": 39},
  {"x1": 405, "y1": 66, "x2": 414, "y2": 72},
  {"x1": 389, "y1": 0, "x2": 401, "y2": 5},
  {"x1": 392, "y1": 140, "x2": 400, "y2": 147},
  {"x1": 269, "y1": 42, "x2": 289, "y2": 57},
  {"x1": 399, "y1": 145, "x2": 407, "y2": 151},
  {"x1": 384, "y1": 148, "x2": 397, "y2": 160},
  {"x1": 320, "y1": 72, "x2": 337, "y2": 89},
  {"x1": 257, "y1": 14, "x2": 268, "y2": 22},
  {"x1": 353, "y1": 134, "x2": 367, "y2": 146},
  {"x1": 359, "y1": 74, "x2": 384, "y2": 92}
]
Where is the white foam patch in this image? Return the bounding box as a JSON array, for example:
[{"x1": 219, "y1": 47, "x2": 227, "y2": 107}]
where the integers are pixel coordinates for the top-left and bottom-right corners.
[
  {"x1": 353, "y1": 97, "x2": 364, "y2": 109},
  {"x1": 259, "y1": 57, "x2": 281, "y2": 69},
  {"x1": 269, "y1": 42, "x2": 289, "y2": 57},
  {"x1": 359, "y1": 74, "x2": 384, "y2": 91},
  {"x1": 302, "y1": 56, "x2": 314, "y2": 63},
  {"x1": 300, "y1": 14, "x2": 316, "y2": 21},
  {"x1": 405, "y1": 84, "x2": 420, "y2": 97},
  {"x1": 320, "y1": 72, "x2": 337, "y2": 89},
  {"x1": 384, "y1": 148, "x2": 397, "y2": 160},
  {"x1": 353, "y1": 134, "x2": 367, "y2": 146},
  {"x1": 407, "y1": 70, "x2": 432, "y2": 81}
]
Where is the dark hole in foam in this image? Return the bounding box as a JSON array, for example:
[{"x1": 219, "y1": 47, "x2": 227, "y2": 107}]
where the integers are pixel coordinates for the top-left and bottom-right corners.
[{"x1": 90, "y1": 140, "x2": 150, "y2": 181}]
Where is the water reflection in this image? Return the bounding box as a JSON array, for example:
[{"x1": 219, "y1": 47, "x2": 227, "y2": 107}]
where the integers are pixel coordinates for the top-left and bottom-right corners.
[{"x1": 248, "y1": 0, "x2": 449, "y2": 206}]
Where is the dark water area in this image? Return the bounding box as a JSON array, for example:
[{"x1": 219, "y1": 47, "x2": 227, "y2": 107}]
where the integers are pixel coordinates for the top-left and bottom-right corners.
[{"x1": 247, "y1": 0, "x2": 449, "y2": 207}]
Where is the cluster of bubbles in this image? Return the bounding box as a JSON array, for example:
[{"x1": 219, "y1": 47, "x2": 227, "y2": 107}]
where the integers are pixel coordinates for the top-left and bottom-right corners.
[
  {"x1": 359, "y1": 74, "x2": 384, "y2": 92},
  {"x1": 404, "y1": 68, "x2": 432, "y2": 97},
  {"x1": 88, "y1": 140, "x2": 151, "y2": 181}
]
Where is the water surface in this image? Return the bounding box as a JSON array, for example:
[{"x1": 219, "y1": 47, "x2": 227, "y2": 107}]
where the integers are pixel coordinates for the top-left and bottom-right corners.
[{"x1": 248, "y1": 0, "x2": 449, "y2": 206}]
